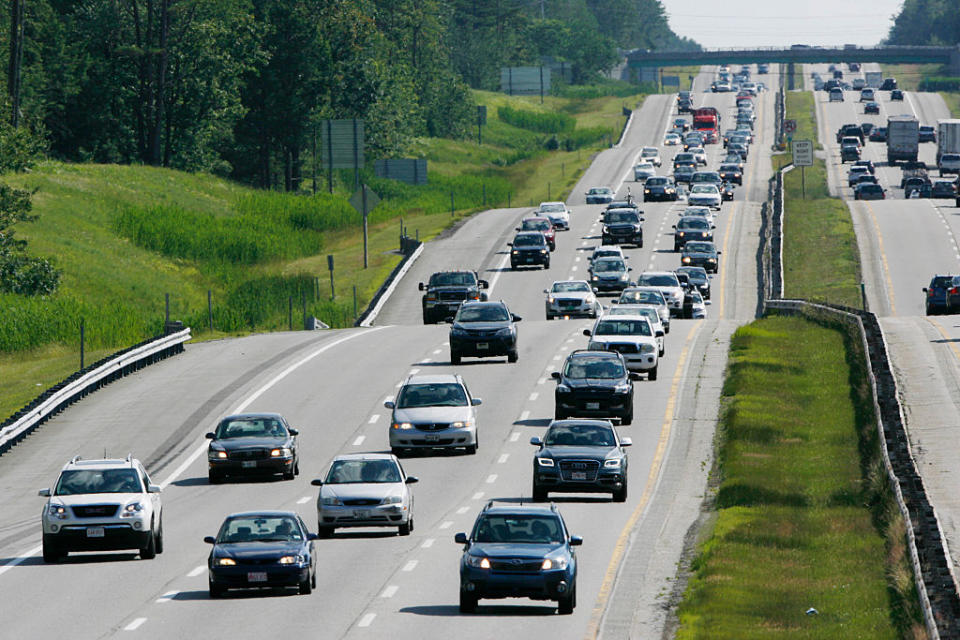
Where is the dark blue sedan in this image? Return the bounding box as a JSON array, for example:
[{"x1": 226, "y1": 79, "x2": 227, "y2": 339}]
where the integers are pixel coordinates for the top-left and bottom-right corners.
[
  {"x1": 924, "y1": 275, "x2": 960, "y2": 316},
  {"x1": 205, "y1": 511, "x2": 318, "y2": 597}
]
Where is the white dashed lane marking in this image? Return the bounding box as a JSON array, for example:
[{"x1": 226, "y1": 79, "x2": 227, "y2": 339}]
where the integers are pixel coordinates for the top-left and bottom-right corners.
[
  {"x1": 156, "y1": 591, "x2": 177, "y2": 603},
  {"x1": 486, "y1": 474, "x2": 498, "y2": 484},
  {"x1": 510, "y1": 432, "x2": 521, "y2": 442},
  {"x1": 297, "y1": 496, "x2": 311, "y2": 504},
  {"x1": 498, "y1": 454, "x2": 510, "y2": 464},
  {"x1": 358, "y1": 613, "x2": 376, "y2": 628},
  {"x1": 457, "y1": 506, "x2": 470, "y2": 514},
  {"x1": 472, "y1": 492, "x2": 484, "y2": 500},
  {"x1": 528, "y1": 392, "x2": 539, "y2": 401},
  {"x1": 353, "y1": 436, "x2": 366, "y2": 446},
  {"x1": 381, "y1": 585, "x2": 399, "y2": 598},
  {"x1": 439, "y1": 521, "x2": 453, "y2": 530},
  {"x1": 188, "y1": 565, "x2": 205, "y2": 578},
  {"x1": 403, "y1": 560, "x2": 418, "y2": 572},
  {"x1": 520, "y1": 410, "x2": 530, "y2": 421},
  {"x1": 422, "y1": 537, "x2": 436, "y2": 547},
  {"x1": 368, "y1": 414, "x2": 380, "y2": 424},
  {"x1": 124, "y1": 618, "x2": 147, "y2": 631}
]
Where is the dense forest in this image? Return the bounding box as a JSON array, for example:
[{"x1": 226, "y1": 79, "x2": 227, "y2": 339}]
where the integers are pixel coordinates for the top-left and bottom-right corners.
[
  {"x1": 886, "y1": 0, "x2": 960, "y2": 47},
  {"x1": 0, "y1": 0, "x2": 695, "y2": 191}
]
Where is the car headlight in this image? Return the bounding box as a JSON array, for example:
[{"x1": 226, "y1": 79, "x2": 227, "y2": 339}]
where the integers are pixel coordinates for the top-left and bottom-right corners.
[
  {"x1": 682, "y1": 256, "x2": 691, "y2": 263},
  {"x1": 278, "y1": 555, "x2": 306, "y2": 565},
  {"x1": 640, "y1": 344, "x2": 656, "y2": 354},
  {"x1": 321, "y1": 497, "x2": 342, "y2": 506},
  {"x1": 604, "y1": 458, "x2": 622, "y2": 468},
  {"x1": 215, "y1": 557, "x2": 237, "y2": 566},
  {"x1": 619, "y1": 273, "x2": 629, "y2": 280},
  {"x1": 451, "y1": 421, "x2": 472, "y2": 429},
  {"x1": 542, "y1": 557, "x2": 568, "y2": 570},
  {"x1": 496, "y1": 327, "x2": 513, "y2": 336},
  {"x1": 120, "y1": 502, "x2": 144, "y2": 517},
  {"x1": 208, "y1": 449, "x2": 227, "y2": 460},
  {"x1": 271, "y1": 448, "x2": 292, "y2": 458},
  {"x1": 644, "y1": 189, "x2": 651, "y2": 194},
  {"x1": 546, "y1": 296, "x2": 555, "y2": 304},
  {"x1": 592, "y1": 275, "x2": 599, "y2": 281},
  {"x1": 511, "y1": 250, "x2": 519, "y2": 255},
  {"x1": 540, "y1": 249, "x2": 548, "y2": 254},
  {"x1": 537, "y1": 457, "x2": 555, "y2": 467},
  {"x1": 677, "y1": 232, "x2": 685, "y2": 237},
  {"x1": 707, "y1": 257, "x2": 717, "y2": 262},
  {"x1": 47, "y1": 504, "x2": 68, "y2": 519},
  {"x1": 466, "y1": 555, "x2": 491, "y2": 569},
  {"x1": 382, "y1": 495, "x2": 402, "y2": 505},
  {"x1": 392, "y1": 422, "x2": 413, "y2": 430},
  {"x1": 666, "y1": 188, "x2": 675, "y2": 193},
  {"x1": 614, "y1": 383, "x2": 631, "y2": 393},
  {"x1": 556, "y1": 384, "x2": 571, "y2": 393}
]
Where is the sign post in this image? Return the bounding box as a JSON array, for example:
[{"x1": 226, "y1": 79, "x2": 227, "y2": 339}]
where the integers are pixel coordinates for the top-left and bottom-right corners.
[
  {"x1": 327, "y1": 254, "x2": 335, "y2": 299},
  {"x1": 792, "y1": 139, "x2": 814, "y2": 199},
  {"x1": 350, "y1": 185, "x2": 380, "y2": 269},
  {"x1": 320, "y1": 119, "x2": 365, "y2": 194},
  {"x1": 477, "y1": 105, "x2": 487, "y2": 145}
]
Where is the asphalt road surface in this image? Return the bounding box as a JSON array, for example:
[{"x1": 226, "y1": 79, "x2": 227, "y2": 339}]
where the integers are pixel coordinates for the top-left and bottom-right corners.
[{"x1": 0, "y1": 66, "x2": 775, "y2": 639}]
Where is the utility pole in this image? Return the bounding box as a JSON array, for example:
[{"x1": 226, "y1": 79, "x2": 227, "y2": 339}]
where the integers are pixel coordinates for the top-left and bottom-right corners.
[
  {"x1": 540, "y1": 0, "x2": 545, "y2": 19},
  {"x1": 8, "y1": 0, "x2": 24, "y2": 129}
]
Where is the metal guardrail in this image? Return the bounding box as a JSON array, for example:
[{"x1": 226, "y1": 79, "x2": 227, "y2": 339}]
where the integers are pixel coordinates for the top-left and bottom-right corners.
[
  {"x1": 760, "y1": 166, "x2": 960, "y2": 638},
  {"x1": 357, "y1": 240, "x2": 423, "y2": 327},
  {"x1": 0, "y1": 328, "x2": 191, "y2": 455}
]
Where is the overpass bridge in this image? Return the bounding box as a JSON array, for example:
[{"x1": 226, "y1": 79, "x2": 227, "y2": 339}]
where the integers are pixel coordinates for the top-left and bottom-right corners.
[{"x1": 627, "y1": 45, "x2": 960, "y2": 76}]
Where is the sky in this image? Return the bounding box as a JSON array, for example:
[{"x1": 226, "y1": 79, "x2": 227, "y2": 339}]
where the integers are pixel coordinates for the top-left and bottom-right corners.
[{"x1": 659, "y1": 0, "x2": 905, "y2": 49}]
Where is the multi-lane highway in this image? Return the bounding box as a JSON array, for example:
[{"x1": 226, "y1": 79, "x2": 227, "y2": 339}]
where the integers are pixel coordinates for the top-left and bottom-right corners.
[
  {"x1": 805, "y1": 63, "x2": 960, "y2": 579},
  {"x1": 0, "y1": 67, "x2": 776, "y2": 638}
]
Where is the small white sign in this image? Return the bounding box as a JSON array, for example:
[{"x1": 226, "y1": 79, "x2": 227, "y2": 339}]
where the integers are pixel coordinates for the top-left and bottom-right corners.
[{"x1": 793, "y1": 139, "x2": 814, "y2": 167}]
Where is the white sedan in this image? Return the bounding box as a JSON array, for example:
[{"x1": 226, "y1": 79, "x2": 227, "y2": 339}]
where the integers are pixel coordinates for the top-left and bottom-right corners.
[
  {"x1": 640, "y1": 146, "x2": 662, "y2": 167},
  {"x1": 633, "y1": 162, "x2": 656, "y2": 182},
  {"x1": 687, "y1": 184, "x2": 722, "y2": 209},
  {"x1": 664, "y1": 132, "x2": 681, "y2": 146}
]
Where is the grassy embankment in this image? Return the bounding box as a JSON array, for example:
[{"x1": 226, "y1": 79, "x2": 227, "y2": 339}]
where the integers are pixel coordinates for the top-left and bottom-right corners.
[
  {"x1": 675, "y1": 93, "x2": 924, "y2": 636},
  {"x1": 880, "y1": 63, "x2": 943, "y2": 92},
  {"x1": 0, "y1": 85, "x2": 646, "y2": 420}
]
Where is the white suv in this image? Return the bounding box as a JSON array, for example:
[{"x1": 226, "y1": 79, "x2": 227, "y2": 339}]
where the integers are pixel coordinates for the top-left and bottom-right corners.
[
  {"x1": 536, "y1": 202, "x2": 571, "y2": 230},
  {"x1": 635, "y1": 271, "x2": 685, "y2": 316},
  {"x1": 39, "y1": 455, "x2": 163, "y2": 562},
  {"x1": 584, "y1": 315, "x2": 660, "y2": 380},
  {"x1": 939, "y1": 154, "x2": 960, "y2": 176}
]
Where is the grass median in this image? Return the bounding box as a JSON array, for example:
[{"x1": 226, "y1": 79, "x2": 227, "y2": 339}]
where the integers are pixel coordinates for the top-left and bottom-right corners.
[{"x1": 674, "y1": 315, "x2": 921, "y2": 638}]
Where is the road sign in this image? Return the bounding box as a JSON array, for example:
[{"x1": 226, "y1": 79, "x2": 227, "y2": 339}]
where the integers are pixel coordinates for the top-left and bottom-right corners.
[
  {"x1": 784, "y1": 119, "x2": 797, "y2": 134},
  {"x1": 793, "y1": 139, "x2": 814, "y2": 167}
]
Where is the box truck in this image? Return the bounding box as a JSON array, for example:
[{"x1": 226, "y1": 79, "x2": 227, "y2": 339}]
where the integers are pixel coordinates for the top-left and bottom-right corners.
[
  {"x1": 936, "y1": 119, "x2": 960, "y2": 166},
  {"x1": 887, "y1": 115, "x2": 919, "y2": 164},
  {"x1": 865, "y1": 71, "x2": 882, "y2": 88}
]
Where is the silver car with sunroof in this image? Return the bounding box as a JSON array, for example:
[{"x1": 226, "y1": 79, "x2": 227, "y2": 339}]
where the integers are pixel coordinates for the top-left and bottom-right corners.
[{"x1": 386, "y1": 374, "x2": 481, "y2": 455}]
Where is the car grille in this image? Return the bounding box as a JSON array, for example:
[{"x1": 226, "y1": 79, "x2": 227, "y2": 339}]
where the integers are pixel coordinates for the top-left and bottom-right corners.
[
  {"x1": 415, "y1": 423, "x2": 450, "y2": 431},
  {"x1": 229, "y1": 448, "x2": 271, "y2": 461},
  {"x1": 342, "y1": 498, "x2": 380, "y2": 506},
  {"x1": 556, "y1": 298, "x2": 582, "y2": 308},
  {"x1": 559, "y1": 459, "x2": 600, "y2": 482},
  {"x1": 605, "y1": 342, "x2": 639, "y2": 354},
  {"x1": 438, "y1": 291, "x2": 469, "y2": 302},
  {"x1": 490, "y1": 558, "x2": 543, "y2": 573},
  {"x1": 464, "y1": 329, "x2": 500, "y2": 338},
  {"x1": 71, "y1": 504, "x2": 120, "y2": 518}
]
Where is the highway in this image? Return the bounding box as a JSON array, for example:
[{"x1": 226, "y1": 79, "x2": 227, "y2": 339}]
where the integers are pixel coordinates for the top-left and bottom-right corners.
[
  {"x1": 0, "y1": 67, "x2": 775, "y2": 639},
  {"x1": 806, "y1": 63, "x2": 960, "y2": 579}
]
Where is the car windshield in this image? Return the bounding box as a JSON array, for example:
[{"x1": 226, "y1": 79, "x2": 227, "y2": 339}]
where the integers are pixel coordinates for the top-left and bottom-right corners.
[
  {"x1": 564, "y1": 356, "x2": 625, "y2": 379},
  {"x1": 638, "y1": 274, "x2": 679, "y2": 287},
  {"x1": 544, "y1": 424, "x2": 616, "y2": 447},
  {"x1": 589, "y1": 188, "x2": 611, "y2": 195},
  {"x1": 513, "y1": 234, "x2": 545, "y2": 247},
  {"x1": 397, "y1": 383, "x2": 467, "y2": 408},
  {"x1": 642, "y1": 148, "x2": 657, "y2": 156},
  {"x1": 473, "y1": 515, "x2": 563, "y2": 544},
  {"x1": 685, "y1": 242, "x2": 714, "y2": 253},
  {"x1": 646, "y1": 178, "x2": 668, "y2": 186},
  {"x1": 859, "y1": 185, "x2": 883, "y2": 193},
  {"x1": 215, "y1": 417, "x2": 286, "y2": 439},
  {"x1": 539, "y1": 203, "x2": 565, "y2": 213},
  {"x1": 931, "y1": 276, "x2": 958, "y2": 288},
  {"x1": 457, "y1": 305, "x2": 509, "y2": 322},
  {"x1": 606, "y1": 212, "x2": 639, "y2": 224},
  {"x1": 619, "y1": 290, "x2": 664, "y2": 305},
  {"x1": 685, "y1": 208, "x2": 710, "y2": 216},
  {"x1": 429, "y1": 272, "x2": 475, "y2": 286},
  {"x1": 325, "y1": 459, "x2": 402, "y2": 484},
  {"x1": 679, "y1": 218, "x2": 709, "y2": 230},
  {"x1": 521, "y1": 219, "x2": 549, "y2": 231},
  {"x1": 217, "y1": 516, "x2": 303, "y2": 543},
  {"x1": 593, "y1": 260, "x2": 625, "y2": 273},
  {"x1": 675, "y1": 154, "x2": 694, "y2": 162},
  {"x1": 691, "y1": 185, "x2": 716, "y2": 194},
  {"x1": 678, "y1": 268, "x2": 708, "y2": 283},
  {"x1": 595, "y1": 319, "x2": 651, "y2": 336},
  {"x1": 693, "y1": 173, "x2": 719, "y2": 182},
  {"x1": 55, "y1": 469, "x2": 143, "y2": 495},
  {"x1": 552, "y1": 282, "x2": 590, "y2": 293}
]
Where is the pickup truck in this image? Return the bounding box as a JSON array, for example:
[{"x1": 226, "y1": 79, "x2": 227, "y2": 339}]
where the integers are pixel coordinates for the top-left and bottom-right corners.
[{"x1": 420, "y1": 271, "x2": 489, "y2": 324}]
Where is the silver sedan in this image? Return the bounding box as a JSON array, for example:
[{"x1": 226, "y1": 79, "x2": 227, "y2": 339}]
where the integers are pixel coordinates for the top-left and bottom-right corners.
[{"x1": 545, "y1": 280, "x2": 602, "y2": 319}]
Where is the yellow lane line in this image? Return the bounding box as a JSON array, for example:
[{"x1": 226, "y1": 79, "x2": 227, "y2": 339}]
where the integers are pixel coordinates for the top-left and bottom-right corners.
[
  {"x1": 926, "y1": 316, "x2": 960, "y2": 362},
  {"x1": 863, "y1": 200, "x2": 897, "y2": 315}
]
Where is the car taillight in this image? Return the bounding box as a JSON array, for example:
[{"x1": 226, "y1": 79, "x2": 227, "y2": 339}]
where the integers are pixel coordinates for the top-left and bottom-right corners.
[
  {"x1": 928, "y1": 289, "x2": 936, "y2": 297},
  {"x1": 950, "y1": 288, "x2": 959, "y2": 295}
]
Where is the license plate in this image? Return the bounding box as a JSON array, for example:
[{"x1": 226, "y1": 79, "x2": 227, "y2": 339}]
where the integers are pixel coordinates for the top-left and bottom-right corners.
[
  {"x1": 247, "y1": 572, "x2": 267, "y2": 583},
  {"x1": 425, "y1": 434, "x2": 439, "y2": 442},
  {"x1": 353, "y1": 510, "x2": 367, "y2": 519},
  {"x1": 525, "y1": 258, "x2": 535, "y2": 263},
  {"x1": 571, "y1": 472, "x2": 587, "y2": 480},
  {"x1": 586, "y1": 402, "x2": 600, "y2": 410},
  {"x1": 477, "y1": 343, "x2": 489, "y2": 350},
  {"x1": 86, "y1": 527, "x2": 105, "y2": 538},
  {"x1": 242, "y1": 461, "x2": 256, "y2": 469}
]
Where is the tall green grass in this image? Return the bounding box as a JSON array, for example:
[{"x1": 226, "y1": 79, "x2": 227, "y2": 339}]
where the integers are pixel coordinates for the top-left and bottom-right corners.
[{"x1": 497, "y1": 105, "x2": 575, "y2": 133}]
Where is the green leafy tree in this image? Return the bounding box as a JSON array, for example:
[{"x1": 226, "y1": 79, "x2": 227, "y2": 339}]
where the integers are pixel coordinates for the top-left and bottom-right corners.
[{"x1": 0, "y1": 183, "x2": 59, "y2": 296}]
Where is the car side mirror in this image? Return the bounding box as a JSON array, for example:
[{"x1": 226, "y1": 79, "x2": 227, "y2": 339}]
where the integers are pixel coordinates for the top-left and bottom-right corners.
[
  {"x1": 38, "y1": 488, "x2": 50, "y2": 497},
  {"x1": 530, "y1": 436, "x2": 543, "y2": 446},
  {"x1": 479, "y1": 280, "x2": 489, "y2": 288},
  {"x1": 592, "y1": 287, "x2": 599, "y2": 293},
  {"x1": 405, "y1": 476, "x2": 419, "y2": 484},
  {"x1": 923, "y1": 288, "x2": 928, "y2": 293},
  {"x1": 471, "y1": 398, "x2": 483, "y2": 406},
  {"x1": 418, "y1": 282, "x2": 425, "y2": 291},
  {"x1": 307, "y1": 533, "x2": 319, "y2": 541},
  {"x1": 583, "y1": 329, "x2": 592, "y2": 337},
  {"x1": 455, "y1": 532, "x2": 468, "y2": 544},
  {"x1": 656, "y1": 330, "x2": 664, "y2": 337},
  {"x1": 621, "y1": 438, "x2": 632, "y2": 447},
  {"x1": 628, "y1": 267, "x2": 633, "y2": 272},
  {"x1": 204, "y1": 536, "x2": 216, "y2": 545},
  {"x1": 311, "y1": 479, "x2": 324, "y2": 487},
  {"x1": 148, "y1": 484, "x2": 162, "y2": 493},
  {"x1": 628, "y1": 373, "x2": 642, "y2": 381},
  {"x1": 712, "y1": 225, "x2": 716, "y2": 229},
  {"x1": 508, "y1": 241, "x2": 514, "y2": 246},
  {"x1": 705, "y1": 300, "x2": 712, "y2": 305},
  {"x1": 512, "y1": 314, "x2": 522, "y2": 322},
  {"x1": 672, "y1": 224, "x2": 676, "y2": 229},
  {"x1": 543, "y1": 289, "x2": 549, "y2": 294},
  {"x1": 609, "y1": 299, "x2": 618, "y2": 304},
  {"x1": 569, "y1": 536, "x2": 583, "y2": 546},
  {"x1": 444, "y1": 316, "x2": 455, "y2": 324},
  {"x1": 717, "y1": 251, "x2": 722, "y2": 255},
  {"x1": 205, "y1": 432, "x2": 215, "y2": 439},
  {"x1": 288, "y1": 428, "x2": 299, "y2": 436},
  {"x1": 384, "y1": 400, "x2": 395, "y2": 409}
]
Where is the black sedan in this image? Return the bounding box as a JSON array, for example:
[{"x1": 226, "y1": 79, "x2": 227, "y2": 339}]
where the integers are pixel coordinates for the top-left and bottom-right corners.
[
  {"x1": 206, "y1": 413, "x2": 299, "y2": 483},
  {"x1": 864, "y1": 102, "x2": 880, "y2": 114},
  {"x1": 206, "y1": 511, "x2": 318, "y2": 597},
  {"x1": 681, "y1": 241, "x2": 720, "y2": 273},
  {"x1": 932, "y1": 180, "x2": 957, "y2": 198},
  {"x1": 449, "y1": 300, "x2": 521, "y2": 364},
  {"x1": 531, "y1": 420, "x2": 632, "y2": 502},
  {"x1": 891, "y1": 89, "x2": 904, "y2": 101},
  {"x1": 676, "y1": 266, "x2": 711, "y2": 300},
  {"x1": 553, "y1": 350, "x2": 639, "y2": 425},
  {"x1": 643, "y1": 177, "x2": 678, "y2": 202},
  {"x1": 869, "y1": 127, "x2": 887, "y2": 142},
  {"x1": 925, "y1": 275, "x2": 960, "y2": 315},
  {"x1": 718, "y1": 163, "x2": 743, "y2": 185}
]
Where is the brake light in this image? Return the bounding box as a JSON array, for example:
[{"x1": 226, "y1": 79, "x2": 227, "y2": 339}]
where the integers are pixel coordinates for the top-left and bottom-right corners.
[{"x1": 950, "y1": 288, "x2": 959, "y2": 295}]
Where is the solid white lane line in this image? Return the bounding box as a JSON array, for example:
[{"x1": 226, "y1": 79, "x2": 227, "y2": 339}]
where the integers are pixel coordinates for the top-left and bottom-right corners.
[
  {"x1": 188, "y1": 565, "x2": 205, "y2": 578},
  {"x1": 403, "y1": 560, "x2": 418, "y2": 572},
  {"x1": 358, "y1": 613, "x2": 376, "y2": 628},
  {"x1": 124, "y1": 618, "x2": 147, "y2": 631},
  {"x1": 353, "y1": 436, "x2": 366, "y2": 446},
  {"x1": 486, "y1": 474, "x2": 497, "y2": 484},
  {"x1": 0, "y1": 544, "x2": 41, "y2": 578},
  {"x1": 529, "y1": 392, "x2": 539, "y2": 401},
  {"x1": 156, "y1": 591, "x2": 178, "y2": 603},
  {"x1": 439, "y1": 521, "x2": 453, "y2": 530},
  {"x1": 423, "y1": 537, "x2": 437, "y2": 547},
  {"x1": 520, "y1": 410, "x2": 530, "y2": 421},
  {"x1": 498, "y1": 454, "x2": 509, "y2": 464},
  {"x1": 297, "y1": 496, "x2": 311, "y2": 504},
  {"x1": 368, "y1": 414, "x2": 380, "y2": 424},
  {"x1": 158, "y1": 329, "x2": 385, "y2": 490},
  {"x1": 510, "y1": 432, "x2": 521, "y2": 442},
  {"x1": 381, "y1": 585, "x2": 399, "y2": 598},
  {"x1": 472, "y1": 492, "x2": 484, "y2": 500}
]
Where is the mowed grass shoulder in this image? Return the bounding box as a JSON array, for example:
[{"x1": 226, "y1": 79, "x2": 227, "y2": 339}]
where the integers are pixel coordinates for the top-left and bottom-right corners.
[{"x1": 675, "y1": 316, "x2": 901, "y2": 638}]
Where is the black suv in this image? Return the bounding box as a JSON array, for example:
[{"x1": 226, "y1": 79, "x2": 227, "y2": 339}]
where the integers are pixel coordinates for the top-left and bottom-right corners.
[
  {"x1": 449, "y1": 301, "x2": 521, "y2": 364},
  {"x1": 553, "y1": 350, "x2": 639, "y2": 425},
  {"x1": 531, "y1": 420, "x2": 631, "y2": 502},
  {"x1": 676, "y1": 266, "x2": 711, "y2": 299},
  {"x1": 836, "y1": 123, "x2": 864, "y2": 144},
  {"x1": 601, "y1": 208, "x2": 644, "y2": 247},
  {"x1": 510, "y1": 232, "x2": 550, "y2": 270},
  {"x1": 455, "y1": 501, "x2": 581, "y2": 614},
  {"x1": 673, "y1": 216, "x2": 714, "y2": 251},
  {"x1": 420, "y1": 271, "x2": 489, "y2": 324}
]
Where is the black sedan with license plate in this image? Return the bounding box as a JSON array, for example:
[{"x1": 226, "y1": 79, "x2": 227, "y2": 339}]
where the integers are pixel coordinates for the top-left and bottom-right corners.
[
  {"x1": 206, "y1": 413, "x2": 299, "y2": 483},
  {"x1": 531, "y1": 420, "x2": 631, "y2": 502}
]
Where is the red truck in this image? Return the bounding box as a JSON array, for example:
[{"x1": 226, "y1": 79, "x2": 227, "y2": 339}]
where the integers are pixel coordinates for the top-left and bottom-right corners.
[{"x1": 692, "y1": 107, "x2": 721, "y2": 144}]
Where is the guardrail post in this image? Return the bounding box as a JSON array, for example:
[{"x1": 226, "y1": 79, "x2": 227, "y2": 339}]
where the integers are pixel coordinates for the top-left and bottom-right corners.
[
  {"x1": 207, "y1": 290, "x2": 213, "y2": 333},
  {"x1": 80, "y1": 318, "x2": 85, "y2": 370}
]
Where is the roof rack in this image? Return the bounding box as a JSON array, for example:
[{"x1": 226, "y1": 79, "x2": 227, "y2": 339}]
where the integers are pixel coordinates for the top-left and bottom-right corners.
[{"x1": 483, "y1": 499, "x2": 559, "y2": 512}]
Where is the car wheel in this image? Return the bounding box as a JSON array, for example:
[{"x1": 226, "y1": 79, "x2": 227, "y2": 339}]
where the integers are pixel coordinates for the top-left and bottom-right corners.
[
  {"x1": 507, "y1": 350, "x2": 519, "y2": 363},
  {"x1": 42, "y1": 539, "x2": 61, "y2": 564},
  {"x1": 546, "y1": 313, "x2": 554, "y2": 321},
  {"x1": 299, "y1": 574, "x2": 313, "y2": 595},
  {"x1": 317, "y1": 525, "x2": 334, "y2": 539},
  {"x1": 648, "y1": 365, "x2": 658, "y2": 381},
  {"x1": 140, "y1": 530, "x2": 157, "y2": 560},
  {"x1": 155, "y1": 519, "x2": 164, "y2": 554},
  {"x1": 209, "y1": 579, "x2": 225, "y2": 599},
  {"x1": 460, "y1": 590, "x2": 478, "y2": 614},
  {"x1": 399, "y1": 518, "x2": 412, "y2": 536},
  {"x1": 659, "y1": 347, "x2": 664, "y2": 357},
  {"x1": 208, "y1": 471, "x2": 223, "y2": 485},
  {"x1": 544, "y1": 260, "x2": 550, "y2": 270},
  {"x1": 665, "y1": 324, "x2": 670, "y2": 334},
  {"x1": 294, "y1": 460, "x2": 300, "y2": 477},
  {"x1": 554, "y1": 409, "x2": 566, "y2": 420},
  {"x1": 451, "y1": 351, "x2": 461, "y2": 365},
  {"x1": 466, "y1": 440, "x2": 478, "y2": 455},
  {"x1": 558, "y1": 585, "x2": 576, "y2": 614},
  {"x1": 283, "y1": 467, "x2": 295, "y2": 481},
  {"x1": 621, "y1": 408, "x2": 633, "y2": 426},
  {"x1": 422, "y1": 314, "x2": 433, "y2": 325},
  {"x1": 613, "y1": 483, "x2": 628, "y2": 502},
  {"x1": 532, "y1": 483, "x2": 548, "y2": 502}
]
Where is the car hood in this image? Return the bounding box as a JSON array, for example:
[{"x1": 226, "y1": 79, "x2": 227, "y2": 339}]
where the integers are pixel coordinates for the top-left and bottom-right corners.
[
  {"x1": 393, "y1": 406, "x2": 473, "y2": 424},
  {"x1": 541, "y1": 445, "x2": 618, "y2": 459},
  {"x1": 564, "y1": 377, "x2": 621, "y2": 389},
  {"x1": 214, "y1": 541, "x2": 305, "y2": 560},
  {"x1": 469, "y1": 542, "x2": 563, "y2": 558},
  {"x1": 428, "y1": 285, "x2": 477, "y2": 293},
  {"x1": 549, "y1": 292, "x2": 592, "y2": 301},
  {"x1": 683, "y1": 251, "x2": 717, "y2": 259},
  {"x1": 50, "y1": 492, "x2": 142, "y2": 506},
  {"x1": 453, "y1": 321, "x2": 511, "y2": 331},
  {"x1": 321, "y1": 483, "x2": 403, "y2": 500},
  {"x1": 592, "y1": 335, "x2": 657, "y2": 346},
  {"x1": 211, "y1": 436, "x2": 290, "y2": 450}
]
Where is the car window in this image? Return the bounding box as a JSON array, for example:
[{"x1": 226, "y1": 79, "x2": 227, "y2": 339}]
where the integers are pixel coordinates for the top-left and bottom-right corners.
[
  {"x1": 473, "y1": 515, "x2": 563, "y2": 544},
  {"x1": 691, "y1": 185, "x2": 716, "y2": 194},
  {"x1": 216, "y1": 417, "x2": 286, "y2": 439},
  {"x1": 595, "y1": 319, "x2": 652, "y2": 336},
  {"x1": 679, "y1": 218, "x2": 709, "y2": 229},
  {"x1": 593, "y1": 260, "x2": 626, "y2": 273},
  {"x1": 564, "y1": 356, "x2": 625, "y2": 379},
  {"x1": 638, "y1": 274, "x2": 679, "y2": 287},
  {"x1": 457, "y1": 305, "x2": 510, "y2": 322},
  {"x1": 552, "y1": 282, "x2": 590, "y2": 293},
  {"x1": 606, "y1": 211, "x2": 639, "y2": 224},
  {"x1": 521, "y1": 219, "x2": 550, "y2": 231},
  {"x1": 326, "y1": 459, "x2": 402, "y2": 484},
  {"x1": 430, "y1": 272, "x2": 475, "y2": 286},
  {"x1": 513, "y1": 233, "x2": 545, "y2": 246},
  {"x1": 544, "y1": 424, "x2": 615, "y2": 447},
  {"x1": 684, "y1": 242, "x2": 714, "y2": 253},
  {"x1": 55, "y1": 469, "x2": 143, "y2": 495},
  {"x1": 619, "y1": 290, "x2": 664, "y2": 305},
  {"x1": 646, "y1": 177, "x2": 667, "y2": 186},
  {"x1": 397, "y1": 383, "x2": 467, "y2": 408},
  {"x1": 218, "y1": 516, "x2": 303, "y2": 543},
  {"x1": 539, "y1": 203, "x2": 565, "y2": 213}
]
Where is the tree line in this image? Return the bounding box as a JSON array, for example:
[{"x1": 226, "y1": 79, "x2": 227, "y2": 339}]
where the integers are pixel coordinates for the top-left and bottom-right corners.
[
  {"x1": 886, "y1": 0, "x2": 960, "y2": 47},
  {"x1": 1, "y1": 0, "x2": 694, "y2": 193}
]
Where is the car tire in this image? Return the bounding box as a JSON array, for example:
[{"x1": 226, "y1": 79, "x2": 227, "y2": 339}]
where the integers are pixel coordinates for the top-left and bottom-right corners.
[
  {"x1": 546, "y1": 313, "x2": 554, "y2": 320},
  {"x1": 451, "y1": 351, "x2": 461, "y2": 365},
  {"x1": 209, "y1": 580, "x2": 225, "y2": 599},
  {"x1": 42, "y1": 539, "x2": 62, "y2": 563},
  {"x1": 317, "y1": 526, "x2": 335, "y2": 539},
  {"x1": 532, "y1": 483, "x2": 548, "y2": 502},
  {"x1": 208, "y1": 471, "x2": 223, "y2": 485},
  {"x1": 155, "y1": 519, "x2": 164, "y2": 554},
  {"x1": 648, "y1": 365, "x2": 658, "y2": 381},
  {"x1": 460, "y1": 591, "x2": 478, "y2": 614},
  {"x1": 507, "y1": 350, "x2": 519, "y2": 363},
  {"x1": 399, "y1": 518, "x2": 413, "y2": 536},
  {"x1": 299, "y1": 574, "x2": 313, "y2": 595},
  {"x1": 613, "y1": 483, "x2": 628, "y2": 503},
  {"x1": 294, "y1": 460, "x2": 300, "y2": 477},
  {"x1": 283, "y1": 467, "x2": 295, "y2": 481},
  {"x1": 544, "y1": 260, "x2": 550, "y2": 270},
  {"x1": 466, "y1": 436, "x2": 478, "y2": 455},
  {"x1": 558, "y1": 586, "x2": 576, "y2": 614},
  {"x1": 140, "y1": 530, "x2": 157, "y2": 560}
]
